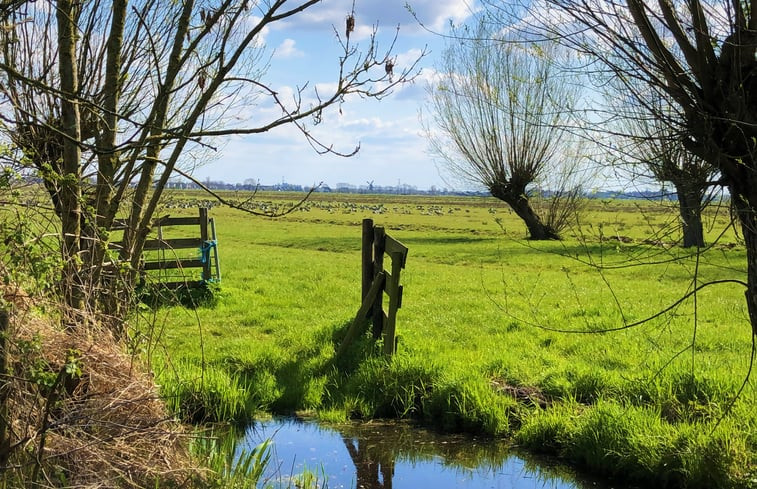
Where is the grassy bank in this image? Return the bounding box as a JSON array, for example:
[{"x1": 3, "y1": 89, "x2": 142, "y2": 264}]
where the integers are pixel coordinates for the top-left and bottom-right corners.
[{"x1": 144, "y1": 191, "x2": 755, "y2": 489}]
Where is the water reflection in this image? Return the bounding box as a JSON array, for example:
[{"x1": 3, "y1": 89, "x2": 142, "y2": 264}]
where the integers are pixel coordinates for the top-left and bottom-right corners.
[
  {"x1": 237, "y1": 418, "x2": 624, "y2": 489},
  {"x1": 342, "y1": 432, "x2": 395, "y2": 489}
]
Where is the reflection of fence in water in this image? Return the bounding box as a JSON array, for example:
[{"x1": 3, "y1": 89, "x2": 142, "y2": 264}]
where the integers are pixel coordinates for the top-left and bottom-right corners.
[
  {"x1": 251, "y1": 419, "x2": 579, "y2": 489},
  {"x1": 335, "y1": 421, "x2": 517, "y2": 489},
  {"x1": 140, "y1": 207, "x2": 220, "y2": 288},
  {"x1": 342, "y1": 433, "x2": 395, "y2": 489}
]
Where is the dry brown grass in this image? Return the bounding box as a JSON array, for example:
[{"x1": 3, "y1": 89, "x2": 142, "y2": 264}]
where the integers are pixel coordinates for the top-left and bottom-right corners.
[{"x1": 2, "y1": 295, "x2": 204, "y2": 488}]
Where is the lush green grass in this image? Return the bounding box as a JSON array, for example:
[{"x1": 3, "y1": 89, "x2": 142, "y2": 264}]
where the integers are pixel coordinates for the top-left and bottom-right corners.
[{"x1": 141, "y1": 191, "x2": 755, "y2": 488}]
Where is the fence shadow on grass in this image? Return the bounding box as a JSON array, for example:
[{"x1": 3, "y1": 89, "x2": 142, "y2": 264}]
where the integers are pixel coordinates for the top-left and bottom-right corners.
[
  {"x1": 224, "y1": 320, "x2": 368, "y2": 415},
  {"x1": 330, "y1": 319, "x2": 385, "y2": 374}
]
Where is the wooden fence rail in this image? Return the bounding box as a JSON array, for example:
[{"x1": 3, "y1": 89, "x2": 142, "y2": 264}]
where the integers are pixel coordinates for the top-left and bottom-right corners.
[
  {"x1": 114, "y1": 207, "x2": 220, "y2": 288},
  {"x1": 338, "y1": 218, "x2": 408, "y2": 357}
]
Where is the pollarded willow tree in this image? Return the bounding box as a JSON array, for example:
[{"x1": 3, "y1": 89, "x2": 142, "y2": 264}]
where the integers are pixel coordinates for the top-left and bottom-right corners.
[
  {"x1": 426, "y1": 21, "x2": 584, "y2": 240},
  {"x1": 616, "y1": 95, "x2": 720, "y2": 248},
  {"x1": 495, "y1": 0, "x2": 757, "y2": 337},
  {"x1": 0, "y1": 0, "x2": 420, "y2": 330}
]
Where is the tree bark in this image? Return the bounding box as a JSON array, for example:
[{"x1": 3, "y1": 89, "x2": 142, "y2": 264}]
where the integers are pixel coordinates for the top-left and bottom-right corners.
[
  {"x1": 121, "y1": 0, "x2": 194, "y2": 273},
  {"x1": 90, "y1": 0, "x2": 127, "y2": 270},
  {"x1": 674, "y1": 183, "x2": 705, "y2": 248},
  {"x1": 491, "y1": 186, "x2": 560, "y2": 240},
  {"x1": 56, "y1": 0, "x2": 84, "y2": 324},
  {"x1": 732, "y1": 192, "x2": 757, "y2": 337}
]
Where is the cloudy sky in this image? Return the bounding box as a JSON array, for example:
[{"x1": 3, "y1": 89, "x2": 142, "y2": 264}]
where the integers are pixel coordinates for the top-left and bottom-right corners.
[{"x1": 189, "y1": 1, "x2": 478, "y2": 190}]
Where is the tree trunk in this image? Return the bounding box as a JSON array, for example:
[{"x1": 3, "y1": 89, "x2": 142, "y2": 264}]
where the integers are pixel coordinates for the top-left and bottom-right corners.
[
  {"x1": 56, "y1": 0, "x2": 84, "y2": 325},
  {"x1": 675, "y1": 183, "x2": 705, "y2": 248},
  {"x1": 732, "y1": 193, "x2": 757, "y2": 338},
  {"x1": 492, "y1": 187, "x2": 560, "y2": 240},
  {"x1": 91, "y1": 1, "x2": 126, "y2": 246}
]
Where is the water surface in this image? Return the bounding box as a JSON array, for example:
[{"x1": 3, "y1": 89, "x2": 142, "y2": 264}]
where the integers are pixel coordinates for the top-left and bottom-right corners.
[{"x1": 237, "y1": 418, "x2": 628, "y2": 489}]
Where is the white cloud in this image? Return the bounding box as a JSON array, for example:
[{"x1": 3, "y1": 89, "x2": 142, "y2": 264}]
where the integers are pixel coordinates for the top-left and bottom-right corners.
[
  {"x1": 273, "y1": 38, "x2": 304, "y2": 59},
  {"x1": 313, "y1": 81, "x2": 340, "y2": 95},
  {"x1": 403, "y1": 0, "x2": 477, "y2": 32},
  {"x1": 340, "y1": 117, "x2": 391, "y2": 130},
  {"x1": 395, "y1": 47, "x2": 426, "y2": 68},
  {"x1": 270, "y1": 0, "x2": 477, "y2": 36},
  {"x1": 185, "y1": 2, "x2": 477, "y2": 190},
  {"x1": 203, "y1": 118, "x2": 440, "y2": 188},
  {"x1": 192, "y1": 95, "x2": 442, "y2": 188}
]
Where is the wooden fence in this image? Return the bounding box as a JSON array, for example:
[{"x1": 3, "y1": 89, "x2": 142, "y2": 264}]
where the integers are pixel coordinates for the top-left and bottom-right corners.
[
  {"x1": 130, "y1": 207, "x2": 220, "y2": 288},
  {"x1": 338, "y1": 218, "x2": 408, "y2": 357}
]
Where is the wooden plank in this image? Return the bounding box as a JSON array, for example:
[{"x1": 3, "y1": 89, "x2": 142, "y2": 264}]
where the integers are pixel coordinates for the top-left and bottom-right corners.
[
  {"x1": 142, "y1": 237, "x2": 202, "y2": 250},
  {"x1": 113, "y1": 214, "x2": 173, "y2": 229},
  {"x1": 200, "y1": 208, "x2": 211, "y2": 281},
  {"x1": 383, "y1": 270, "x2": 395, "y2": 291},
  {"x1": 210, "y1": 217, "x2": 221, "y2": 282},
  {"x1": 113, "y1": 237, "x2": 201, "y2": 250},
  {"x1": 337, "y1": 271, "x2": 386, "y2": 357},
  {"x1": 384, "y1": 235, "x2": 408, "y2": 267},
  {"x1": 143, "y1": 259, "x2": 204, "y2": 271},
  {"x1": 161, "y1": 216, "x2": 201, "y2": 226},
  {"x1": 361, "y1": 219, "x2": 374, "y2": 302},
  {"x1": 382, "y1": 271, "x2": 405, "y2": 307},
  {"x1": 383, "y1": 251, "x2": 404, "y2": 356},
  {"x1": 371, "y1": 226, "x2": 386, "y2": 339}
]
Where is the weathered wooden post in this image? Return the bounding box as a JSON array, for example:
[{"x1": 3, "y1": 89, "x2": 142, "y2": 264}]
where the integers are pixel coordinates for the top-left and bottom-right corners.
[
  {"x1": 199, "y1": 207, "x2": 211, "y2": 282},
  {"x1": 210, "y1": 217, "x2": 221, "y2": 282},
  {"x1": 336, "y1": 271, "x2": 385, "y2": 358},
  {"x1": 383, "y1": 252, "x2": 404, "y2": 356},
  {"x1": 361, "y1": 219, "x2": 374, "y2": 302},
  {"x1": 337, "y1": 222, "x2": 407, "y2": 357},
  {"x1": 371, "y1": 226, "x2": 386, "y2": 339}
]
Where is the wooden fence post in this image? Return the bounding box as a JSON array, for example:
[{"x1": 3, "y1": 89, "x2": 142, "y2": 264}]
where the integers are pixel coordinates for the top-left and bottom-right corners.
[
  {"x1": 338, "y1": 222, "x2": 408, "y2": 357},
  {"x1": 361, "y1": 219, "x2": 374, "y2": 302},
  {"x1": 371, "y1": 226, "x2": 385, "y2": 339},
  {"x1": 210, "y1": 217, "x2": 221, "y2": 282},
  {"x1": 199, "y1": 207, "x2": 211, "y2": 282},
  {"x1": 336, "y1": 271, "x2": 386, "y2": 358},
  {"x1": 382, "y1": 252, "x2": 403, "y2": 356}
]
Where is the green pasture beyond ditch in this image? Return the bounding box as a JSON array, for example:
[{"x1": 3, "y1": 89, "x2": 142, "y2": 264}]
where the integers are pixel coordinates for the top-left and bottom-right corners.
[{"x1": 144, "y1": 191, "x2": 755, "y2": 489}]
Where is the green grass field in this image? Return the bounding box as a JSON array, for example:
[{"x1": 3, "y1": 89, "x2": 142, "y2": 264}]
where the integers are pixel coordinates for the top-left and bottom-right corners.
[{"x1": 142, "y1": 191, "x2": 755, "y2": 489}]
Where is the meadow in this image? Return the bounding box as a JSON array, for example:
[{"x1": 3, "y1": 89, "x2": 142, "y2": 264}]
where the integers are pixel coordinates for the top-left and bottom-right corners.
[{"x1": 142, "y1": 190, "x2": 755, "y2": 489}]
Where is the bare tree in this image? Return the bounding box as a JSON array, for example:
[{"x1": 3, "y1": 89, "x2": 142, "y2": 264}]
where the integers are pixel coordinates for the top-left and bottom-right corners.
[
  {"x1": 0, "y1": 1, "x2": 421, "y2": 329},
  {"x1": 616, "y1": 96, "x2": 720, "y2": 248},
  {"x1": 426, "y1": 21, "x2": 584, "y2": 240},
  {"x1": 498, "y1": 0, "x2": 757, "y2": 336}
]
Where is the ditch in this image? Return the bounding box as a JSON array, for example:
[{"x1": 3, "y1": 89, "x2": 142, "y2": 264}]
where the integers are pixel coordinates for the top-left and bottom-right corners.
[{"x1": 237, "y1": 417, "x2": 637, "y2": 489}]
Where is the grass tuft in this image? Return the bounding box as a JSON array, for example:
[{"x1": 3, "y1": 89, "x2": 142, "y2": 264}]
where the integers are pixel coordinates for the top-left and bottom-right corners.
[{"x1": 159, "y1": 361, "x2": 255, "y2": 423}]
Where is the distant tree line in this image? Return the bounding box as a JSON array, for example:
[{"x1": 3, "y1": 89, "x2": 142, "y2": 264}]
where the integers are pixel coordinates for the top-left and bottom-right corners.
[
  {"x1": 161, "y1": 177, "x2": 707, "y2": 201},
  {"x1": 162, "y1": 179, "x2": 492, "y2": 196}
]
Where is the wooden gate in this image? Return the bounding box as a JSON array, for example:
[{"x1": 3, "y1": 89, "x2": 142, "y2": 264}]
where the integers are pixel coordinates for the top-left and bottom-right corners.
[
  {"x1": 338, "y1": 218, "x2": 408, "y2": 357},
  {"x1": 140, "y1": 207, "x2": 220, "y2": 288}
]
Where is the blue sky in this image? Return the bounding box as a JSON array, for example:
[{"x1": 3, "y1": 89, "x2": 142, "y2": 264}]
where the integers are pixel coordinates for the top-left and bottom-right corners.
[{"x1": 189, "y1": 1, "x2": 478, "y2": 190}]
